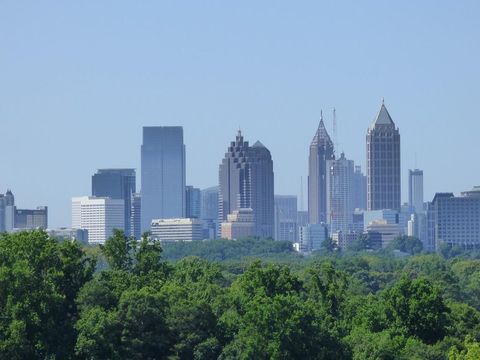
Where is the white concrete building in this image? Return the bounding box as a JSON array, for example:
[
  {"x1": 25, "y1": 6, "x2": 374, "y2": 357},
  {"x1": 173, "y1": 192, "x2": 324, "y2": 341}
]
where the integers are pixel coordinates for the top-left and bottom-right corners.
[
  {"x1": 151, "y1": 218, "x2": 203, "y2": 242},
  {"x1": 72, "y1": 196, "x2": 124, "y2": 245}
]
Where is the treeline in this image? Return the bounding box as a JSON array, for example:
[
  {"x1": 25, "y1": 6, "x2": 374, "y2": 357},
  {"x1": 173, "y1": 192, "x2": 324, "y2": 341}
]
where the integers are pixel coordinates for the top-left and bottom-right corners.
[{"x1": 1, "y1": 230, "x2": 480, "y2": 359}]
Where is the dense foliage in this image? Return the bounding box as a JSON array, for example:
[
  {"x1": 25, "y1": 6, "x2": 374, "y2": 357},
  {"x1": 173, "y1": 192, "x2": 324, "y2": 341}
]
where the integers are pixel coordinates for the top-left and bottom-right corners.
[{"x1": 2, "y1": 230, "x2": 480, "y2": 359}]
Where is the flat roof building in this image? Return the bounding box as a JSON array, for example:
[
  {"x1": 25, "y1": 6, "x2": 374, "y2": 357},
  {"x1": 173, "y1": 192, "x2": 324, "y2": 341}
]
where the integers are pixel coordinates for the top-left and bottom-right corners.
[{"x1": 150, "y1": 218, "x2": 203, "y2": 242}]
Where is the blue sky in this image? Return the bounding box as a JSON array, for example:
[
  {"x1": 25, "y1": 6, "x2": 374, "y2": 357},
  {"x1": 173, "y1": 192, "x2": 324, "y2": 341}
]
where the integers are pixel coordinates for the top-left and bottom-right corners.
[{"x1": 1, "y1": 1, "x2": 479, "y2": 227}]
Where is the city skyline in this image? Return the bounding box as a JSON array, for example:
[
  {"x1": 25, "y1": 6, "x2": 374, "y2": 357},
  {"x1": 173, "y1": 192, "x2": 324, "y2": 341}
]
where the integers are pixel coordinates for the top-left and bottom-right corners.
[{"x1": 2, "y1": 2, "x2": 480, "y2": 227}]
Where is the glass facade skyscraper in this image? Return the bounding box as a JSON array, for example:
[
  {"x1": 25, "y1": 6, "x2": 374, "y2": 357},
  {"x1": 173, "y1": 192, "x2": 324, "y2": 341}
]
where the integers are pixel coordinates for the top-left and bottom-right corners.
[
  {"x1": 92, "y1": 168, "x2": 136, "y2": 236},
  {"x1": 141, "y1": 126, "x2": 186, "y2": 232}
]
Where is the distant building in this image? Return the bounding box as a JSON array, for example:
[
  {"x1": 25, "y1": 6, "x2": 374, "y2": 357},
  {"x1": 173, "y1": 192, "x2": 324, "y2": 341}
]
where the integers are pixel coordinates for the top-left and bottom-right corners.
[
  {"x1": 326, "y1": 153, "x2": 354, "y2": 233},
  {"x1": 428, "y1": 188, "x2": 480, "y2": 249},
  {"x1": 15, "y1": 207, "x2": 48, "y2": 229},
  {"x1": 298, "y1": 223, "x2": 329, "y2": 252},
  {"x1": 353, "y1": 166, "x2": 367, "y2": 210},
  {"x1": 130, "y1": 193, "x2": 141, "y2": 239},
  {"x1": 150, "y1": 218, "x2": 203, "y2": 242},
  {"x1": 218, "y1": 131, "x2": 274, "y2": 238},
  {"x1": 200, "y1": 186, "x2": 219, "y2": 239},
  {"x1": 366, "y1": 220, "x2": 400, "y2": 248},
  {"x1": 141, "y1": 126, "x2": 186, "y2": 232},
  {"x1": 0, "y1": 190, "x2": 15, "y2": 232},
  {"x1": 186, "y1": 186, "x2": 201, "y2": 219},
  {"x1": 366, "y1": 100, "x2": 401, "y2": 211},
  {"x1": 274, "y1": 195, "x2": 297, "y2": 242},
  {"x1": 332, "y1": 231, "x2": 361, "y2": 250},
  {"x1": 92, "y1": 168, "x2": 136, "y2": 236},
  {"x1": 221, "y1": 208, "x2": 256, "y2": 240},
  {"x1": 308, "y1": 113, "x2": 335, "y2": 224},
  {"x1": 72, "y1": 196, "x2": 124, "y2": 245},
  {"x1": 47, "y1": 228, "x2": 89, "y2": 244},
  {"x1": 409, "y1": 169, "x2": 424, "y2": 213},
  {"x1": 363, "y1": 209, "x2": 399, "y2": 230}
]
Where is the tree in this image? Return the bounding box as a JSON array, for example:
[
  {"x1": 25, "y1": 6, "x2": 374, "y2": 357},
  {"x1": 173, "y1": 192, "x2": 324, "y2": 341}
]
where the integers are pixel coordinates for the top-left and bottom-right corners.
[
  {"x1": 100, "y1": 229, "x2": 136, "y2": 271},
  {"x1": 0, "y1": 230, "x2": 95, "y2": 359},
  {"x1": 383, "y1": 275, "x2": 450, "y2": 344},
  {"x1": 387, "y1": 235, "x2": 423, "y2": 255}
]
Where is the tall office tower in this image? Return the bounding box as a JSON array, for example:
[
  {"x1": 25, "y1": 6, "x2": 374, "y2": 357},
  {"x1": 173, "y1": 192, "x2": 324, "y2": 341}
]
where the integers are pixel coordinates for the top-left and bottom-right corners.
[
  {"x1": 274, "y1": 195, "x2": 298, "y2": 242},
  {"x1": 186, "y1": 186, "x2": 201, "y2": 219},
  {"x1": 428, "y1": 187, "x2": 480, "y2": 250},
  {"x1": 308, "y1": 113, "x2": 335, "y2": 224},
  {"x1": 409, "y1": 169, "x2": 424, "y2": 213},
  {"x1": 218, "y1": 131, "x2": 274, "y2": 238},
  {"x1": 353, "y1": 166, "x2": 367, "y2": 210},
  {"x1": 141, "y1": 127, "x2": 186, "y2": 232},
  {"x1": 72, "y1": 196, "x2": 124, "y2": 245},
  {"x1": 201, "y1": 186, "x2": 219, "y2": 239},
  {"x1": 92, "y1": 169, "x2": 136, "y2": 236},
  {"x1": 326, "y1": 153, "x2": 354, "y2": 233},
  {"x1": 366, "y1": 100, "x2": 401, "y2": 211},
  {"x1": 15, "y1": 207, "x2": 48, "y2": 229},
  {"x1": 130, "y1": 193, "x2": 141, "y2": 240}
]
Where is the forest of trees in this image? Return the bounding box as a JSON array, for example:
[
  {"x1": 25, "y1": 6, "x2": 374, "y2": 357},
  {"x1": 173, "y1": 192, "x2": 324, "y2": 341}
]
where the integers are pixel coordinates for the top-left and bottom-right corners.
[{"x1": 1, "y1": 230, "x2": 480, "y2": 359}]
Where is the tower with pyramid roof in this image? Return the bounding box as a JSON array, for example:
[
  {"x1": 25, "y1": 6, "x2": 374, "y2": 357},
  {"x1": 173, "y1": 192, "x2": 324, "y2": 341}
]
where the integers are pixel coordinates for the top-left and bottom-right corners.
[
  {"x1": 366, "y1": 100, "x2": 401, "y2": 211},
  {"x1": 308, "y1": 112, "x2": 335, "y2": 224}
]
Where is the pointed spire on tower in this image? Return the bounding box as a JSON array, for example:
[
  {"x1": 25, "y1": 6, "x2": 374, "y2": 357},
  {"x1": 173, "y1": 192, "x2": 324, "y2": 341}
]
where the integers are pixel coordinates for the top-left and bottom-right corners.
[
  {"x1": 372, "y1": 98, "x2": 394, "y2": 128},
  {"x1": 311, "y1": 110, "x2": 334, "y2": 147}
]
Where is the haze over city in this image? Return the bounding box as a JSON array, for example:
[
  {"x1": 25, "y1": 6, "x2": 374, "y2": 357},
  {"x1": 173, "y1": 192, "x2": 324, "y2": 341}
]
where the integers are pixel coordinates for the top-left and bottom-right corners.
[{"x1": 1, "y1": 1, "x2": 479, "y2": 227}]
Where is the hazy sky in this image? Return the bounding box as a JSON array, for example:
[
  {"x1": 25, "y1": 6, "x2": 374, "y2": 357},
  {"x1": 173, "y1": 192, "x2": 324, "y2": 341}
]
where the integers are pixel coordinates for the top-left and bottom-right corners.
[{"x1": 1, "y1": 1, "x2": 479, "y2": 227}]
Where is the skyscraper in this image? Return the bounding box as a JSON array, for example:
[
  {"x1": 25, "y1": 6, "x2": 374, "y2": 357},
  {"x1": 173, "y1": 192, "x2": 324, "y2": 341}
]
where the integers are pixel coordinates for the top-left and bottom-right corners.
[
  {"x1": 218, "y1": 131, "x2": 274, "y2": 238},
  {"x1": 409, "y1": 169, "x2": 424, "y2": 213},
  {"x1": 200, "y1": 186, "x2": 219, "y2": 239},
  {"x1": 366, "y1": 100, "x2": 401, "y2": 211},
  {"x1": 326, "y1": 153, "x2": 354, "y2": 233},
  {"x1": 308, "y1": 113, "x2": 335, "y2": 224},
  {"x1": 274, "y1": 195, "x2": 298, "y2": 242},
  {"x1": 72, "y1": 196, "x2": 125, "y2": 244},
  {"x1": 141, "y1": 127, "x2": 186, "y2": 232},
  {"x1": 186, "y1": 186, "x2": 201, "y2": 219},
  {"x1": 130, "y1": 192, "x2": 141, "y2": 240},
  {"x1": 353, "y1": 166, "x2": 367, "y2": 210},
  {"x1": 92, "y1": 169, "x2": 136, "y2": 236}
]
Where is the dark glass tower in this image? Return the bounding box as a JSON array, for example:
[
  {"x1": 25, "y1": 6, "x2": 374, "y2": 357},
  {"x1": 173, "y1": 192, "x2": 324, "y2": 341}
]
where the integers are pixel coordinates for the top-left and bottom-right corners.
[
  {"x1": 141, "y1": 127, "x2": 186, "y2": 232},
  {"x1": 366, "y1": 100, "x2": 401, "y2": 211},
  {"x1": 308, "y1": 113, "x2": 335, "y2": 224},
  {"x1": 218, "y1": 131, "x2": 274, "y2": 238},
  {"x1": 92, "y1": 169, "x2": 136, "y2": 236}
]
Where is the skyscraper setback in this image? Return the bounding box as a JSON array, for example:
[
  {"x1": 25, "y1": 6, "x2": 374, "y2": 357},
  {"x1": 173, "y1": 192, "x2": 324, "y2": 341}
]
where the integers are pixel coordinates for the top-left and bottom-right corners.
[
  {"x1": 366, "y1": 101, "x2": 401, "y2": 211},
  {"x1": 308, "y1": 113, "x2": 335, "y2": 224},
  {"x1": 218, "y1": 131, "x2": 274, "y2": 238},
  {"x1": 141, "y1": 127, "x2": 186, "y2": 232}
]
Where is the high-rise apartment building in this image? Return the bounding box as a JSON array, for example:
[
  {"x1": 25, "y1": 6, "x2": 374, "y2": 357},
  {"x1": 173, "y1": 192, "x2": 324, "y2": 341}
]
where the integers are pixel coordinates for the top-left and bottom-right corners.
[
  {"x1": 274, "y1": 195, "x2": 298, "y2": 242},
  {"x1": 186, "y1": 186, "x2": 201, "y2": 219},
  {"x1": 72, "y1": 196, "x2": 124, "y2": 244},
  {"x1": 308, "y1": 113, "x2": 335, "y2": 224},
  {"x1": 409, "y1": 169, "x2": 424, "y2": 213},
  {"x1": 218, "y1": 131, "x2": 274, "y2": 238},
  {"x1": 326, "y1": 153, "x2": 354, "y2": 234},
  {"x1": 353, "y1": 166, "x2": 367, "y2": 210},
  {"x1": 141, "y1": 127, "x2": 186, "y2": 232},
  {"x1": 92, "y1": 169, "x2": 136, "y2": 236},
  {"x1": 366, "y1": 100, "x2": 401, "y2": 211}
]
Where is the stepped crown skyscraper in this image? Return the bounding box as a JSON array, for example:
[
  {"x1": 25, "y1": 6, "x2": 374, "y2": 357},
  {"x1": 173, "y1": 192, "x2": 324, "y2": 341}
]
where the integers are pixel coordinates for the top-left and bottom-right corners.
[
  {"x1": 308, "y1": 112, "x2": 335, "y2": 224},
  {"x1": 366, "y1": 100, "x2": 401, "y2": 211},
  {"x1": 218, "y1": 131, "x2": 274, "y2": 238},
  {"x1": 141, "y1": 126, "x2": 186, "y2": 232}
]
